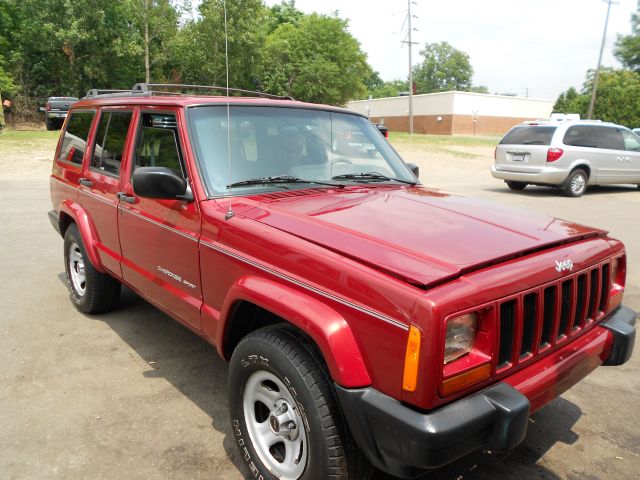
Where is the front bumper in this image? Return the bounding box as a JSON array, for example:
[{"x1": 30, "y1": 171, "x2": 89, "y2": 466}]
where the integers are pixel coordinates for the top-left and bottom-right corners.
[{"x1": 336, "y1": 305, "x2": 636, "y2": 479}]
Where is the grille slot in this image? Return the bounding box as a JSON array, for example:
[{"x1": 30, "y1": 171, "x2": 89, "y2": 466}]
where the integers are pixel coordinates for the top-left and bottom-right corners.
[
  {"x1": 498, "y1": 301, "x2": 517, "y2": 367},
  {"x1": 541, "y1": 286, "x2": 556, "y2": 347},
  {"x1": 520, "y1": 293, "x2": 537, "y2": 357},
  {"x1": 494, "y1": 262, "x2": 610, "y2": 375}
]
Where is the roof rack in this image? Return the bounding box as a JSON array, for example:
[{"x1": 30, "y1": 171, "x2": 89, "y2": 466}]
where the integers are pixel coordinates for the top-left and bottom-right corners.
[{"x1": 82, "y1": 83, "x2": 294, "y2": 101}]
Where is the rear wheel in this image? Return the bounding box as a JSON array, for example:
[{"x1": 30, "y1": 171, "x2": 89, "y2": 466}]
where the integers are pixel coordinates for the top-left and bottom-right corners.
[
  {"x1": 505, "y1": 180, "x2": 527, "y2": 191},
  {"x1": 63, "y1": 224, "x2": 121, "y2": 313},
  {"x1": 562, "y1": 169, "x2": 588, "y2": 197},
  {"x1": 228, "y1": 325, "x2": 370, "y2": 480},
  {"x1": 45, "y1": 119, "x2": 55, "y2": 131}
]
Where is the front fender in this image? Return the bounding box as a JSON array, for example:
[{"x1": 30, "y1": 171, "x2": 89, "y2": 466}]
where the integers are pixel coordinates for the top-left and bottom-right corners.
[
  {"x1": 217, "y1": 275, "x2": 372, "y2": 388},
  {"x1": 58, "y1": 200, "x2": 105, "y2": 273}
]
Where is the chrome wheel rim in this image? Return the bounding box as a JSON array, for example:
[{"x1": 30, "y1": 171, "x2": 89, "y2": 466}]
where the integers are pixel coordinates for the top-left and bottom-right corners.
[
  {"x1": 68, "y1": 242, "x2": 86, "y2": 296},
  {"x1": 571, "y1": 173, "x2": 586, "y2": 194},
  {"x1": 243, "y1": 370, "x2": 308, "y2": 479}
]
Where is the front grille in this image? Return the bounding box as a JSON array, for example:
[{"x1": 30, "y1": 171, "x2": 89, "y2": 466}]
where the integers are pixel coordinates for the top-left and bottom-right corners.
[{"x1": 496, "y1": 262, "x2": 610, "y2": 371}]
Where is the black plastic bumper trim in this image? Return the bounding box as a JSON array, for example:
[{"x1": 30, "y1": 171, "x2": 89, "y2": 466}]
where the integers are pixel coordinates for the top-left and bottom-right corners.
[
  {"x1": 335, "y1": 382, "x2": 529, "y2": 479},
  {"x1": 601, "y1": 305, "x2": 636, "y2": 366},
  {"x1": 48, "y1": 210, "x2": 61, "y2": 236}
]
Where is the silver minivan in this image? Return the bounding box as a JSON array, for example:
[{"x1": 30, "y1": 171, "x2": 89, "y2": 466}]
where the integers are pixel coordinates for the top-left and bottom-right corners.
[{"x1": 491, "y1": 120, "x2": 640, "y2": 196}]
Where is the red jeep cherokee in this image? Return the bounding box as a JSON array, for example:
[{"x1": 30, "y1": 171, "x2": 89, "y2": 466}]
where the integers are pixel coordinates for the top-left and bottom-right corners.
[{"x1": 49, "y1": 84, "x2": 636, "y2": 479}]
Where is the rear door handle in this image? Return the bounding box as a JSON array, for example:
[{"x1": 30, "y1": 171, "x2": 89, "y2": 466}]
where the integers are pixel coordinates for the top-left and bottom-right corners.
[
  {"x1": 79, "y1": 178, "x2": 93, "y2": 187},
  {"x1": 117, "y1": 192, "x2": 137, "y2": 204}
]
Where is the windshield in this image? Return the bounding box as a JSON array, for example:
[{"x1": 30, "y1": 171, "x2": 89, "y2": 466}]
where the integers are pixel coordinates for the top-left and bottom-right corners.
[{"x1": 187, "y1": 106, "x2": 416, "y2": 195}]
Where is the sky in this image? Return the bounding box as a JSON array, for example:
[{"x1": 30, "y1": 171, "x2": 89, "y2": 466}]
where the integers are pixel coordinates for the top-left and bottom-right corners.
[{"x1": 262, "y1": 0, "x2": 638, "y2": 100}]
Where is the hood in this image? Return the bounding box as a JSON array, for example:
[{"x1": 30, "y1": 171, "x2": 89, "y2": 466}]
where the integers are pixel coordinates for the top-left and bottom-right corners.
[{"x1": 240, "y1": 186, "x2": 606, "y2": 288}]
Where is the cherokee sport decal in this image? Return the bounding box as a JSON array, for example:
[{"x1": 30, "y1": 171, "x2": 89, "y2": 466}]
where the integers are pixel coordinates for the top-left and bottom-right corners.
[{"x1": 157, "y1": 266, "x2": 197, "y2": 289}]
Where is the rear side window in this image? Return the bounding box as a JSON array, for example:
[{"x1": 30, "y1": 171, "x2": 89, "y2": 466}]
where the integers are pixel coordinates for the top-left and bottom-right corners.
[
  {"x1": 499, "y1": 126, "x2": 557, "y2": 145},
  {"x1": 58, "y1": 111, "x2": 95, "y2": 165},
  {"x1": 563, "y1": 125, "x2": 599, "y2": 148},
  {"x1": 596, "y1": 127, "x2": 624, "y2": 150},
  {"x1": 91, "y1": 111, "x2": 133, "y2": 176},
  {"x1": 134, "y1": 113, "x2": 184, "y2": 177}
]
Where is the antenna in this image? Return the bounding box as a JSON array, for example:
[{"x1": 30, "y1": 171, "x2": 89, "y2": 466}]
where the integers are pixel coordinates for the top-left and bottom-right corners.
[{"x1": 223, "y1": 0, "x2": 235, "y2": 220}]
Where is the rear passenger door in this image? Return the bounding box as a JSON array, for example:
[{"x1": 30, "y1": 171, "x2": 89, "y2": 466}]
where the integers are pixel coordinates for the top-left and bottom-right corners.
[
  {"x1": 79, "y1": 108, "x2": 135, "y2": 276},
  {"x1": 595, "y1": 126, "x2": 626, "y2": 183},
  {"x1": 117, "y1": 111, "x2": 203, "y2": 330}
]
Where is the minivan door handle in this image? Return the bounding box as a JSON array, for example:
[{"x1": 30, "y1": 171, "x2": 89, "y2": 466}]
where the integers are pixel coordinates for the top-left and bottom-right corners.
[
  {"x1": 79, "y1": 178, "x2": 93, "y2": 187},
  {"x1": 117, "y1": 192, "x2": 137, "y2": 204}
]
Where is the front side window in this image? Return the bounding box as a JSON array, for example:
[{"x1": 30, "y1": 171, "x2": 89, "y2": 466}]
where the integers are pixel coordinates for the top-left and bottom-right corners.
[
  {"x1": 58, "y1": 111, "x2": 95, "y2": 165},
  {"x1": 134, "y1": 113, "x2": 184, "y2": 177},
  {"x1": 91, "y1": 111, "x2": 133, "y2": 176},
  {"x1": 621, "y1": 129, "x2": 640, "y2": 152},
  {"x1": 563, "y1": 125, "x2": 599, "y2": 148},
  {"x1": 188, "y1": 106, "x2": 415, "y2": 195}
]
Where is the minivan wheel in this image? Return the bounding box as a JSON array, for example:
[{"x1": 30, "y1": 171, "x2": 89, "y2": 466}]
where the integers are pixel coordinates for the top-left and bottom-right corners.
[
  {"x1": 563, "y1": 169, "x2": 588, "y2": 197},
  {"x1": 63, "y1": 224, "x2": 121, "y2": 313},
  {"x1": 228, "y1": 325, "x2": 370, "y2": 480},
  {"x1": 506, "y1": 180, "x2": 527, "y2": 191}
]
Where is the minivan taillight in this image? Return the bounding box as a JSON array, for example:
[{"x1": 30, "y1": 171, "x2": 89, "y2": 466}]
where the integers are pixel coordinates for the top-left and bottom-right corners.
[
  {"x1": 547, "y1": 148, "x2": 563, "y2": 162},
  {"x1": 46, "y1": 103, "x2": 51, "y2": 111}
]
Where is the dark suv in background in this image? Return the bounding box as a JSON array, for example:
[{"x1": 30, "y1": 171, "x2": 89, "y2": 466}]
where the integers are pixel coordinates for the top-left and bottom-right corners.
[{"x1": 43, "y1": 96, "x2": 79, "y2": 130}]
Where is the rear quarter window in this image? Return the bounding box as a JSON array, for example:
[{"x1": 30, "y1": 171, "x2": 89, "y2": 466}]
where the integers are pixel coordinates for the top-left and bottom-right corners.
[
  {"x1": 499, "y1": 126, "x2": 557, "y2": 145},
  {"x1": 58, "y1": 111, "x2": 95, "y2": 165}
]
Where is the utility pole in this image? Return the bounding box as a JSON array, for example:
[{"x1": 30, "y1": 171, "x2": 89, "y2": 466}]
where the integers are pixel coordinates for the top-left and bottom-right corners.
[
  {"x1": 401, "y1": 1, "x2": 418, "y2": 135},
  {"x1": 588, "y1": 0, "x2": 618, "y2": 119}
]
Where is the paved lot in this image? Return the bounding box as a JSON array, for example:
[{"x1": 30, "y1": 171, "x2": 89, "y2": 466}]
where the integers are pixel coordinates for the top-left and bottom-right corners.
[{"x1": 0, "y1": 133, "x2": 638, "y2": 479}]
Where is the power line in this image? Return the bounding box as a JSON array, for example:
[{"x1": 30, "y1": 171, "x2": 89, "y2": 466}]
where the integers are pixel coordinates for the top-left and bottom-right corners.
[{"x1": 400, "y1": 1, "x2": 418, "y2": 134}]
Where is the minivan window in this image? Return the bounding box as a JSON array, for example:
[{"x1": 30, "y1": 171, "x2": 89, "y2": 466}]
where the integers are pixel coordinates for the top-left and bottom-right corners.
[
  {"x1": 58, "y1": 111, "x2": 95, "y2": 165},
  {"x1": 562, "y1": 125, "x2": 599, "y2": 148},
  {"x1": 499, "y1": 126, "x2": 557, "y2": 145},
  {"x1": 91, "y1": 111, "x2": 133, "y2": 176},
  {"x1": 597, "y1": 127, "x2": 624, "y2": 151}
]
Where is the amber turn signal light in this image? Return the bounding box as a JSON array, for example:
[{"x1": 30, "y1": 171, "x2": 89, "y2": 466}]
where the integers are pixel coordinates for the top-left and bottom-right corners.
[
  {"x1": 441, "y1": 363, "x2": 491, "y2": 396},
  {"x1": 402, "y1": 326, "x2": 421, "y2": 392}
]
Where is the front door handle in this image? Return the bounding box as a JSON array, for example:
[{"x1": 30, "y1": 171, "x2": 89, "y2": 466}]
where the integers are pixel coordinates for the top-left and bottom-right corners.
[
  {"x1": 79, "y1": 178, "x2": 93, "y2": 187},
  {"x1": 117, "y1": 192, "x2": 137, "y2": 204}
]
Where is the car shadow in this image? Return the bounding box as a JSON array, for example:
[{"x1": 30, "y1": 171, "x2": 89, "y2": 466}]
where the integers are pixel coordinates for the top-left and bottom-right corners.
[
  {"x1": 483, "y1": 184, "x2": 639, "y2": 197},
  {"x1": 69, "y1": 280, "x2": 585, "y2": 480}
]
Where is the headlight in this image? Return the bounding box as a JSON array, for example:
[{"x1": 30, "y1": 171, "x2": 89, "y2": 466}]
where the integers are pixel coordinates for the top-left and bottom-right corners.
[{"x1": 444, "y1": 313, "x2": 477, "y2": 363}]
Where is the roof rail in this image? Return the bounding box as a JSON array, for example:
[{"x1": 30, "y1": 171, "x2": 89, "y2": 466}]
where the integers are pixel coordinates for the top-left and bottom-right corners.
[
  {"x1": 83, "y1": 88, "x2": 137, "y2": 99},
  {"x1": 132, "y1": 83, "x2": 294, "y2": 100}
]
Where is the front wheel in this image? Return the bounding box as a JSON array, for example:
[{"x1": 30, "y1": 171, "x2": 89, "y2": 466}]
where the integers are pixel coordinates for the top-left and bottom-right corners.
[
  {"x1": 562, "y1": 169, "x2": 588, "y2": 197},
  {"x1": 228, "y1": 325, "x2": 370, "y2": 480}
]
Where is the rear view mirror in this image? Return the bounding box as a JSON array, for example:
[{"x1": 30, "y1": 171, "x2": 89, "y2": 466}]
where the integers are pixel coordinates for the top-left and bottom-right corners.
[
  {"x1": 132, "y1": 166, "x2": 192, "y2": 201},
  {"x1": 406, "y1": 162, "x2": 419, "y2": 178}
]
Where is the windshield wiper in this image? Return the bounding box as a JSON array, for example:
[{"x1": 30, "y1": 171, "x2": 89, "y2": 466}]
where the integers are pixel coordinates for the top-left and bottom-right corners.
[
  {"x1": 331, "y1": 172, "x2": 417, "y2": 185},
  {"x1": 228, "y1": 175, "x2": 343, "y2": 189}
]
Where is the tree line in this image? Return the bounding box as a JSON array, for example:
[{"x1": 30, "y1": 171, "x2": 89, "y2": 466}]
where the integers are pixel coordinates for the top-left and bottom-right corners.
[
  {"x1": 554, "y1": 6, "x2": 640, "y2": 127},
  {"x1": 0, "y1": 0, "x2": 484, "y2": 108}
]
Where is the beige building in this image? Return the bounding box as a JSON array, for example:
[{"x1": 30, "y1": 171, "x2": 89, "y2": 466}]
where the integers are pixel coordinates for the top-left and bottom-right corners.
[{"x1": 347, "y1": 91, "x2": 554, "y2": 135}]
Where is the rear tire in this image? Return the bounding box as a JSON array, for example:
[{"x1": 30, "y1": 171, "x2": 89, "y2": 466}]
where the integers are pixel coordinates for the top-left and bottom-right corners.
[
  {"x1": 506, "y1": 180, "x2": 527, "y2": 191},
  {"x1": 45, "y1": 119, "x2": 55, "y2": 131},
  {"x1": 63, "y1": 224, "x2": 121, "y2": 313},
  {"x1": 562, "y1": 169, "x2": 588, "y2": 197},
  {"x1": 228, "y1": 325, "x2": 371, "y2": 480}
]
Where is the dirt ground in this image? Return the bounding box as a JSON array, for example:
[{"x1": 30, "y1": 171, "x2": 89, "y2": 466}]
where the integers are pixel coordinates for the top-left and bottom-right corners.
[{"x1": 0, "y1": 131, "x2": 638, "y2": 479}]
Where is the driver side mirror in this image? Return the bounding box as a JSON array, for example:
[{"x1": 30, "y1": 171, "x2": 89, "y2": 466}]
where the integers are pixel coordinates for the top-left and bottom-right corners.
[
  {"x1": 132, "y1": 166, "x2": 193, "y2": 201},
  {"x1": 406, "y1": 162, "x2": 419, "y2": 178}
]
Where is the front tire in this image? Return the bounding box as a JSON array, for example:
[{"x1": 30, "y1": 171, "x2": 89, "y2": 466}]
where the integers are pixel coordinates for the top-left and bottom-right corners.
[
  {"x1": 63, "y1": 224, "x2": 121, "y2": 313},
  {"x1": 228, "y1": 325, "x2": 370, "y2": 480},
  {"x1": 505, "y1": 180, "x2": 527, "y2": 191},
  {"x1": 562, "y1": 169, "x2": 588, "y2": 197}
]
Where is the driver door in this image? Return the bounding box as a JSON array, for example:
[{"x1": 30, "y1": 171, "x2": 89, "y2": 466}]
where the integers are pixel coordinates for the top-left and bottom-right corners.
[{"x1": 621, "y1": 129, "x2": 640, "y2": 183}]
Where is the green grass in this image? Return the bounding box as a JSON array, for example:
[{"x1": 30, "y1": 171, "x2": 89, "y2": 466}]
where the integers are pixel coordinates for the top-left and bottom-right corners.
[
  {"x1": 0, "y1": 130, "x2": 59, "y2": 141},
  {"x1": 389, "y1": 132, "x2": 500, "y2": 148}
]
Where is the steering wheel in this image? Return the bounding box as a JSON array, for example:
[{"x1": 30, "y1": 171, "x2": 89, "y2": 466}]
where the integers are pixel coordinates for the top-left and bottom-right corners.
[{"x1": 331, "y1": 157, "x2": 354, "y2": 165}]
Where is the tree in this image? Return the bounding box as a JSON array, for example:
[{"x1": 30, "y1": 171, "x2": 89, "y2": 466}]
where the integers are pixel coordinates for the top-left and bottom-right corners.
[
  {"x1": 259, "y1": 13, "x2": 369, "y2": 105},
  {"x1": 614, "y1": 6, "x2": 640, "y2": 71},
  {"x1": 469, "y1": 85, "x2": 489, "y2": 94},
  {"x1": 367, "y1": 79, "x2": 408, "y2": 99},
  {"x1": 412, "y1": 41, "x2": 473, "y2": 94},
  {"x1": 264, "y1": 0, "x2": 304, "y2": 35}
]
